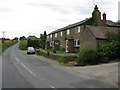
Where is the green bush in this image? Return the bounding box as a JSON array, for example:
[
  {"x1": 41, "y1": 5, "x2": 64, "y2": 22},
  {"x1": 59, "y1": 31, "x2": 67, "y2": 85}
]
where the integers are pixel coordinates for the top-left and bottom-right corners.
[
  {"x1": 27, "y1": 39, "x2": 40, "y2": 48},
  {"x1": 19, "y1": 40, "x2": 28, "y2": 50},
  {"x1": 57, "y1": 57, "x2": 69, "y2": 64},
  {"x1": 99, "y1": 40, "x2": 120, "y2": 62},
  {"x1": 77, "y1": 47, "x2": 99, "y2": 65}
]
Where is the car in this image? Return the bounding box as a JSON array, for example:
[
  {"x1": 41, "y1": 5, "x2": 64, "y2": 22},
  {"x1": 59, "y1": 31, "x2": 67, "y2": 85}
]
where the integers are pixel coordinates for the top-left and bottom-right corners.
[{"x1": 27, "y1": 47, "x2": 35, "y2": 54}]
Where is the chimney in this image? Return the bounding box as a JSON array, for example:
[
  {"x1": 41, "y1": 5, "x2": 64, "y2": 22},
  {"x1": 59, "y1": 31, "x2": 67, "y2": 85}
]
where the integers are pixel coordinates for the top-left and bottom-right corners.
[
  {"x1": 94, "y1": 5, "x2": 98, "y2": 11},
  {"x1": 103, "y1": 13, "x2": 106, "y2": 23}
]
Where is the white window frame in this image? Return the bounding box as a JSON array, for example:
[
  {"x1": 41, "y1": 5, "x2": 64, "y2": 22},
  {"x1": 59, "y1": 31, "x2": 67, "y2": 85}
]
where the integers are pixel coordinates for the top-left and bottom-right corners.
[
  {"x1": 67, "y1": 29, "x2": 70, "y2": 35},
  {"x1": 74, "y1": 39, "x2": 80, "y2": 47},
  {"x1": 50, "y1": 34, "x2": 52, "y2": 38},
  {"x1": 77, "y1": 26, "x2": 80, "y2": 33},
  {"x1": 61, "y1": 31, "x2": 63, "y2": 36},
  {"x1": 55, "y1": 33, "x2": 57, "y2": 37}
]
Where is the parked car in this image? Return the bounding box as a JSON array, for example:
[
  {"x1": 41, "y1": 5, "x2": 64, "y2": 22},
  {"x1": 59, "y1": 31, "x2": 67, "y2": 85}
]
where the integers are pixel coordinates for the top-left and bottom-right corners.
[{"x1": 27, "y1": 47, "x2": 35, "y2": 54}]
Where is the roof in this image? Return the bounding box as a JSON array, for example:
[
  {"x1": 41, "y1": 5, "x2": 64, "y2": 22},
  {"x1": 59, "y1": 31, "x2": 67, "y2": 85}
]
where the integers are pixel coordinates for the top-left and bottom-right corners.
[
  {"x1": 48, "y1": 17, "x2": 92, "y2": 35},
  {"x1": 86, "y1": 25, "x2": 118, "y2": 39},
  {"x1": 106, "y1": 20, "x2": 120, "y2": 27},
  {"x1": 28, "y1": 35, "x2": 37, "y2": 39}
]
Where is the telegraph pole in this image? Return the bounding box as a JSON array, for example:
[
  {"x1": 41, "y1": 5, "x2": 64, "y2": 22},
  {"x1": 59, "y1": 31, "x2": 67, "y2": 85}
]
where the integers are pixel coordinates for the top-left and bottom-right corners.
[{"x1": 2, "y1": 31, "x2": 5, "y2": 43}]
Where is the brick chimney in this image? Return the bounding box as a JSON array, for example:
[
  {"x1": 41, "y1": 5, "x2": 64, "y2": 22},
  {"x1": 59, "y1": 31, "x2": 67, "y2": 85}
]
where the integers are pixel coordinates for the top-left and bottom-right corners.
[
  {"x1": 92, "y1": 5, "x2": 101, "y2": 25},
  {"x1": 103, "y1": 13, "x2": 106, "y2": 23}
]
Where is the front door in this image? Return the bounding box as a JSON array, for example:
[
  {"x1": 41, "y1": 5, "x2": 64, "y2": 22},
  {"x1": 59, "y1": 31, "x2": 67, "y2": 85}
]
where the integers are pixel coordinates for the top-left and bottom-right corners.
[{"x1": 66, "y1": 40, "x2": 68, "y2": 52}]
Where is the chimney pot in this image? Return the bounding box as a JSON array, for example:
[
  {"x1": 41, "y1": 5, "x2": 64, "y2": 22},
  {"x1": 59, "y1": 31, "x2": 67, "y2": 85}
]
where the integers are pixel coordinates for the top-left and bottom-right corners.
[{"x1": 103, "y1": 13, "x2": 106, "y2": 23}]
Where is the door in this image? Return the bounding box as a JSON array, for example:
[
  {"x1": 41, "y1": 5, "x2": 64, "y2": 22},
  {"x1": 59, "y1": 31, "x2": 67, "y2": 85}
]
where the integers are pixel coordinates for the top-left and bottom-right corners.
[{"x1": 66, "y1": 40, "x2": 68, "y2": 52}]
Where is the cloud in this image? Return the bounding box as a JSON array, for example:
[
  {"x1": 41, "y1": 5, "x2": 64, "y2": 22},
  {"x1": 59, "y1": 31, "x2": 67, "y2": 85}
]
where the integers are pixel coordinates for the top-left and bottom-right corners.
[
  {"x1": 0, "y1": 0, "x2": 118, "y2": 39},
  {"x1": 0, "y1": 8, "x2": 11, "y2": 12}
]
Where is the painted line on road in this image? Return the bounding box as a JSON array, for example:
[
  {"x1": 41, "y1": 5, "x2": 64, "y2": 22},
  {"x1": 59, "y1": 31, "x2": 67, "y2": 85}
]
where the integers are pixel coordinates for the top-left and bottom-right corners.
[
  {"x1": 21, "y1": 63, "x2": 37, "y2": 77},
  {"x1": 15, "y1": 58, "x2": 56, "y2": 88},
  {"x1": 51, "y1": 86, "x2": 55, "y2": 88},
  {"x1": 15, "y1": 57, "x2": 20, "y2": 63}
]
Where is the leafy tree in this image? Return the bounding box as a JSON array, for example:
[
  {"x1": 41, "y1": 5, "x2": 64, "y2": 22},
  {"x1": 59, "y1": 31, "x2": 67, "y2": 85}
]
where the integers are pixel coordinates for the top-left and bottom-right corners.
[
  {"x1": 19, "y1": 36, "x2": 27, "y2": 40},
  {"x1": 40, "y1": 31, "x2": 47, "y2": 49},
  {"x1": 13, "y1": 37, "x2": 18, "y2": 40}
]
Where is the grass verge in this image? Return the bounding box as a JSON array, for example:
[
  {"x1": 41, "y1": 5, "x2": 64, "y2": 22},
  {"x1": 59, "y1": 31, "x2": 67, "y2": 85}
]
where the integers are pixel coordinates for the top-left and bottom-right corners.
[{"x1": 0, "y1": 40, "x2": 18, "y2": 55}]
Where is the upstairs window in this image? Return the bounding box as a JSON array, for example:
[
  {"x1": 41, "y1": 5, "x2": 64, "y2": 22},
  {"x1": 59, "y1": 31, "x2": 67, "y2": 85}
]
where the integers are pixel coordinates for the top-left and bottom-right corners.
[
  {"x1": 61, "y1": 31, "x2": 63, "y2": 36},
  {"x1": 74, "y1": 39, "x2": 80, "y2": 47},
  {"x1": 67, "y1": 29, "x2": 70, "y2": 35},
  {"x1": 50, "y1": 34, "x2": 52, "y2": 38},
  {"x1": 55, "y1": 33, "x2": 57, "y2": 37},
  {"x1": 77, "y1": 26, "x2": 80, "y2": 33}
]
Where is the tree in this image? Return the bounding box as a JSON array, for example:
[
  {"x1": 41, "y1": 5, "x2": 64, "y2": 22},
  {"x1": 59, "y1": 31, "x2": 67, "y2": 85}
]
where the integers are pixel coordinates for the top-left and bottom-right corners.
[
  {"x1": 40, "y1": 31, "x2": 47, "y2": 49},
  {"x1": 13, "y1": 37, "x2": 18, "y2": 40},
  {"x1": 19, "y1": 36, "x2": 27, "y2": 40}
]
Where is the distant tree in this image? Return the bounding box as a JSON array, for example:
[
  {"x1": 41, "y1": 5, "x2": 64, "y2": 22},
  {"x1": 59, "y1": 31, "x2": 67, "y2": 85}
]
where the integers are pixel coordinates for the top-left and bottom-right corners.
[
  {"x1": 19, "y1": 36, "x2": 27, "y2": 40},
  {"x1": 13, "y1": 37, "x2": 18, "y2": 40}
]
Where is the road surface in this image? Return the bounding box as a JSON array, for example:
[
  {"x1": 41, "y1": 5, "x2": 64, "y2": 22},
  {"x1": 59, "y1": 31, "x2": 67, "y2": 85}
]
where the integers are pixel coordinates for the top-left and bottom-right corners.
[{"x1": 2, "y1": 43, "x2": 118, "y2": 89}]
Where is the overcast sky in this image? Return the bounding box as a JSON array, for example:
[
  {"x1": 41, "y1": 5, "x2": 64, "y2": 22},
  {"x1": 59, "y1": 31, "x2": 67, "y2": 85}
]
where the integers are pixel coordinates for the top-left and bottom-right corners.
[{"x1": 0, "y1": 0, "x2": 119, "y2": 39}]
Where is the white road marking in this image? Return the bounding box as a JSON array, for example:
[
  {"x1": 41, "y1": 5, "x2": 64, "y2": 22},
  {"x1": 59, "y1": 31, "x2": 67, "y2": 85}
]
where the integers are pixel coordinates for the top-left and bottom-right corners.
[
  {"x1": 15, "y1": 57, "x2": 56, "y2": 88},
  {"x1": 21, "y1": 63, "x2": 37, "y2": 77},
  {"x1": 15, "y1": 57, "x2": 20, "y2": 63},
  {"x1": 51, "y1": 86, "x2": 55, "y2": 88}
]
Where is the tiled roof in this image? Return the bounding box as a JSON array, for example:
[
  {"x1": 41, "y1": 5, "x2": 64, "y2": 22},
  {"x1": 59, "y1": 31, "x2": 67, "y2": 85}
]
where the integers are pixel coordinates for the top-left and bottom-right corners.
[
  {"x1": 86, "y1": 25, "x2": 118, "y2": 39},
  {"x1": 106, "y1": 20, "x2": 120, "y2": 27},
  {"x1": 48, "y1": 17, "x2": 92, "y2": 35}
]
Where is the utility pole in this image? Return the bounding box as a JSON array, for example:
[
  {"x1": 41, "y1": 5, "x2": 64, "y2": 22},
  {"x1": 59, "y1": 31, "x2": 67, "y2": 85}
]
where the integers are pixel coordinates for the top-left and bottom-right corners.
[{"x1": 2, "y1": 31, "x2": 5, "y2": 43}]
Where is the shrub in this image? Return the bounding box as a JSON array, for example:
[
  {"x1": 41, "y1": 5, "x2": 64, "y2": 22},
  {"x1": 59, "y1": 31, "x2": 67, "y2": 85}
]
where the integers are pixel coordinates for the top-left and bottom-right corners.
[
  {"x1": 57, "y1": 48, "x2": 65, "y2": 54},
  {"x1": 77, "y1": 47, "x2": 99, "y2": 65},
  {"x1": 99, "y1": 40, "x2": 120, "y2": 62},
  {"x1": 57, "y1": 57, "x2": 69, "y2": 64},
  {"x1": 19, "y1": 40, "x2": 28, "y2": 50},
  {"x1": 27, "y1": 39, "x2": 40, "y2": 48}
]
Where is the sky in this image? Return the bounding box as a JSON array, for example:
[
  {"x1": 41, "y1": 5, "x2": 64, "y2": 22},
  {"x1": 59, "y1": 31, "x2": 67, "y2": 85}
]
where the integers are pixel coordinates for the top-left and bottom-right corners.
[{"x1": 0, "y1": 0, "x2": 119, "y2": 39}]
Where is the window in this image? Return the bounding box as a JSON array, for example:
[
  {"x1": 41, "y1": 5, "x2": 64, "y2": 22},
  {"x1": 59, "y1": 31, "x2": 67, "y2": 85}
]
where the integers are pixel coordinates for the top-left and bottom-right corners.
[
  {"x1": 55, "y1": 33, "x2": 57, "y2": 37},
  {"x1": 67, "y1": 29, "x2": 70, "y2": 35},
  {"x1": 74, "y1": 39, "x2": 80, "y2": 47},
  {"x1": 60, "y1": 31, "x2": 62, "y2": 36},
  {"x1": 47, "y1": 36, "x2": 49, "y2": 39},
  {"x1": 77, "y1": 26, "x2": 80, "y2": 33},
  {"x1": 50, "y1": 34, "x2": 52, "y2": 38}
]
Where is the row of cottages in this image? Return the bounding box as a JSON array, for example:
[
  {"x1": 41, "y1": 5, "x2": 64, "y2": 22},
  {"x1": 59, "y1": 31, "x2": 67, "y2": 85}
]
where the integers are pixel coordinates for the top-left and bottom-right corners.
[{"x1": 45, "y1": 5, "x2": 120, "y2": 53}]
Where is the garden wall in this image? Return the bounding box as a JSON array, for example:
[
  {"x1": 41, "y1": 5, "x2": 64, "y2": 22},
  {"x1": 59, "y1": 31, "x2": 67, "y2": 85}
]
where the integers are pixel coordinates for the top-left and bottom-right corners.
[{"x1": 40, "y1": 50, "x2": 78, "y2": 61}]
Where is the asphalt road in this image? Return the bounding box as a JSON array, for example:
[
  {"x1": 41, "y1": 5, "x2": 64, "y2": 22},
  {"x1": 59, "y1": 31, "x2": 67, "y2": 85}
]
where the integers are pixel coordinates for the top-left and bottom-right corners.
[{"x1": 2, "y1": 43, "x2": 118, "y2": 89}]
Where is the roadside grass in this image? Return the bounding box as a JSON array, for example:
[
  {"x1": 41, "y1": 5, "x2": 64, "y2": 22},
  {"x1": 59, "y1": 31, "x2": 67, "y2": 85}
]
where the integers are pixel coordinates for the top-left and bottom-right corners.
[
  {"x1": 0, "y1": 40, "x2": 18, "y2": 55},
  {"x1": 19, "y1": 40, "x2": 28, "y2": 50},
  {"x1": 36, "y1": 51, "x2": 70, "y2": 66}
]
